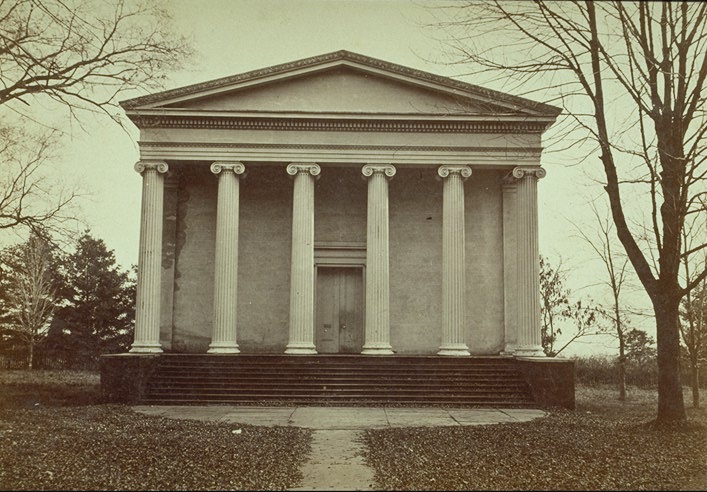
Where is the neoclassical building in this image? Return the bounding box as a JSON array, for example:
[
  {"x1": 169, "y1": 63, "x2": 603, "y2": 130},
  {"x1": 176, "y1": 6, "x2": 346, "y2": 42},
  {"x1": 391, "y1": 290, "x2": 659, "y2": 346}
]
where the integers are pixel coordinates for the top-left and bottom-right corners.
[{"x1": 119, "y1": 51, "x2": 560, "y2": 360}]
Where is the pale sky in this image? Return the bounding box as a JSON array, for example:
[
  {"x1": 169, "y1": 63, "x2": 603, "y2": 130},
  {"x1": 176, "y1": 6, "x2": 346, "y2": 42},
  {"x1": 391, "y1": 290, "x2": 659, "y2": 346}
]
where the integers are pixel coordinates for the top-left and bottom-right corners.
[{"x1": 8, "y1": 0, "x2": 652, "y2": 356}]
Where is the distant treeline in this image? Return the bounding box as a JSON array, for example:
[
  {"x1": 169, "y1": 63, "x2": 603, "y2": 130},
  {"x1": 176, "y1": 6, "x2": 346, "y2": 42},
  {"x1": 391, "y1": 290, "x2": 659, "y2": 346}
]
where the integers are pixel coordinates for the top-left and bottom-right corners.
[{"x1": 573, "y1": 355, "x2": 707, "y2": 389}]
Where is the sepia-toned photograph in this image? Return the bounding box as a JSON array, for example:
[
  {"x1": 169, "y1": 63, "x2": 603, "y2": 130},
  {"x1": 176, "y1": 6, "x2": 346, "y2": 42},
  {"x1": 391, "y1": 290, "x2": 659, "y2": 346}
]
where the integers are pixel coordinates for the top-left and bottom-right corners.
[{"x1": 0, "y1": 1, "x2": 705, "y2": 490}]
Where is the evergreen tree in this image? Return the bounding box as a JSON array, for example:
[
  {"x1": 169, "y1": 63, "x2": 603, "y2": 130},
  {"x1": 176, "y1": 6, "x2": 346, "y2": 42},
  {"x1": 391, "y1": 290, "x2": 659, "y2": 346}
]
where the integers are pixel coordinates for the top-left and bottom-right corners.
[{"x1": 47, "y1": 232, "x2": 135, "y2": 367}]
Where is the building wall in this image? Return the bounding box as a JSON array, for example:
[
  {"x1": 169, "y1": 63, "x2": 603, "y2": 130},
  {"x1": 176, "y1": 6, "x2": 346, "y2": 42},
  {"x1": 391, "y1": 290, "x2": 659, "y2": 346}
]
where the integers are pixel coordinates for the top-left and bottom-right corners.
[
  {"x1": 389, "y1": 168, "x2": 443, "y2": 353},
  {"x1": 170, "y1": 165, "x2": 217, "y2": 352},
  {"x1": 164, "y1": 163, "x2": 505, "y2": 354},
  {"x1": 314, "y1": 166, "x2": 367, "y2": 244},
  {"x1": 237, "y1": 165, "x2": 293, "y2": 351},
  {"x1": 465, "y1": 169, "x2": 505, "y2": 354}
]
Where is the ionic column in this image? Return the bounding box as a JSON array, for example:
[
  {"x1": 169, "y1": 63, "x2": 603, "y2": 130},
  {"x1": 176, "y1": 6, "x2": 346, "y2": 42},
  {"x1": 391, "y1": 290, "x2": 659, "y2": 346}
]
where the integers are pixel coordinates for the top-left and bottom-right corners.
[
  {"x1": 361, "y1": 164, "x2": 396, "y2": 355},
  {"x1": 285, "y1": 163, "x2": 320, "y2": 354},
  {"x1": 438, "y1": 165, "x2": 472, "y2": 356},
  {"x1": 130, "y1": 160, "x2": 168, "y2": 353},
  {"x1": 208, "y1": 162, "x2": 245, "y2": 354},
  {"x1": 512, "y1": 166, "x2": 546, "y2": 357},
  {"x1": 501, "y1": 177, "x2": 518, "y2": 355}
]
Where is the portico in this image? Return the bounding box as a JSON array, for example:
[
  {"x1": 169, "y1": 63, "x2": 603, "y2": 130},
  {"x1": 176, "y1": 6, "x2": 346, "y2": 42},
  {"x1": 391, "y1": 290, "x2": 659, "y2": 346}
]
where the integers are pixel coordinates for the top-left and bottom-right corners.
[{"x1": 122, "y1": 51, "x2": 559, "y2": 358}]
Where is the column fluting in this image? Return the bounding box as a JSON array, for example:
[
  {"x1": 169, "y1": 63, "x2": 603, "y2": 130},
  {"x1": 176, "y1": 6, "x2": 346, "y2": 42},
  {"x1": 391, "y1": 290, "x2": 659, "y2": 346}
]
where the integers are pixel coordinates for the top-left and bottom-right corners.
[
  {"x1": 438, "y1": 165, "x2": 472, "y2": 356},
  {"x1": 208, "y1": 162, "x2": 245, "y2": 354},
  {"x1": 512, "y1": 166, "x2": 546, "y2": 357},
  {"x1": 285, "y1": 163, "x2": 320, "y2": 354},
  {"x1": 130, "y1": 160, "x2": 168, "y2": 353},
  {"x1": 361, "y1": 164, "x2": 396, "y2": 355},
  {"x1": 501, "y1": 177, "x2": 519, "y2": 355}
]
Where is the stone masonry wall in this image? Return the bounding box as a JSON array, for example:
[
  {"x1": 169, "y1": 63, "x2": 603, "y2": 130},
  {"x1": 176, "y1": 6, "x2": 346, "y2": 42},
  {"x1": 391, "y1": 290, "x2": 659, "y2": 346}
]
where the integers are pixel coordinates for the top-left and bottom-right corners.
[{"x1": 165, "y1": 163, "x2": 505, "y2": 354}]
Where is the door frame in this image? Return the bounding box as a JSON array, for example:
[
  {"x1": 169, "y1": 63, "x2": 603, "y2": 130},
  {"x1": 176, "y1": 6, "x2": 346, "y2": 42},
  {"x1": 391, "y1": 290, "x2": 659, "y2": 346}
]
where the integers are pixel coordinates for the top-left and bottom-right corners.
[{"x1": 314, "y1": 242, "x2": 366, "y2": 354}]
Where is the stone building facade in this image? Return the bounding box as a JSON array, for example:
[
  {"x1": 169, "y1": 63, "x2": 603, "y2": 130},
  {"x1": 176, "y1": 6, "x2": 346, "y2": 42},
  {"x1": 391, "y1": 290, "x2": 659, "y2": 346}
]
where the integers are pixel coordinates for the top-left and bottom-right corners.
[{"x1": 120, "y1": 51, "x2": 560, "y2": 359}]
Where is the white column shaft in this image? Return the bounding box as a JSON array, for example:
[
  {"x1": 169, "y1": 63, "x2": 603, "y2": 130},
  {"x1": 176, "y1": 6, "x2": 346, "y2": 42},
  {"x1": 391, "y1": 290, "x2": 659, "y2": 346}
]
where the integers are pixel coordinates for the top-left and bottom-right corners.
[
  {"x1": 514, "y1": 167, "x2": 546, "y2": 357},
  {"x1": 501, "y1": 180, "x2": 519, "y2": 355},
  {"x1": 438, "y1": 166, "x2": 471, "y2": 356},
  {"x1": 209, "y1": 162, "x2": 244, "y2": 354},
  {"x1": 362, "y1": 164, "x2": 395, "y2": 355},
  {"x1": 131, "y1": 161, "x2": 167, "y2": 353},
  {"x1": 286, "y1": 163, "x2": 320, "y2": 354}
]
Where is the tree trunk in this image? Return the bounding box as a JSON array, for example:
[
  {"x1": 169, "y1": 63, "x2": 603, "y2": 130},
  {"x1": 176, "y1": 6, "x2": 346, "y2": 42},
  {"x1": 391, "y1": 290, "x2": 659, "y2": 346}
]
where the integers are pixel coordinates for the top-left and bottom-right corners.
[
  {"x1": 691, "y1": 358, "x2": 700, "y2": 409},
  {"x1": 618, "y1": 342, "x2": 626, "y2": 401},
  {"x1": 28, "y1": 342, "x2": 34, "y2": 370},
  {"x1": 653, "y1": 295, "x2": 687, "y2": 425}
]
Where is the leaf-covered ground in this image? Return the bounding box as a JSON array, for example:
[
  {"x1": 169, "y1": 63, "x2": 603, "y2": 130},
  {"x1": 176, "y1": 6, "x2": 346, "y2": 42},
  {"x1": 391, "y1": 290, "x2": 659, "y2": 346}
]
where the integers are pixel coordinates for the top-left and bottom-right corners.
[
  {"x1": 2, "y1": 370, "x2": 706, "y2": 490},
  {"x1": 0, "y1": 370, "x2": 312, "y2": 491},
  {"x1": 362, "y1": 385, "x2": 707, "y2": 491}
]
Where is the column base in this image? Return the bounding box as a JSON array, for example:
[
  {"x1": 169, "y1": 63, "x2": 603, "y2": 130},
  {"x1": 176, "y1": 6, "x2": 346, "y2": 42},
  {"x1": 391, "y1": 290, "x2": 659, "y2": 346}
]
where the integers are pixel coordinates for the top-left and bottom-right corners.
[
  {"x1": 499, "y1": 344, "x2": 517, "y2": 356},
  {"x1": 361, "y1": 344, "x2": 394, "y2": 355},
  {"x1": 514, "y1": 345, "x2": 546, "y2": 357},
  {"x1": 207, "y1": 343, "x2": 240, "y2": 354},
  {"x1": 437, "y1": 345, "x2": 470, "y2": 356},
  {"x1": 129, "y1": 343, "x2": 163, "y2": 354},
  {"x1": 285, "y1": 344, "x2": 317, "y2": 355}
]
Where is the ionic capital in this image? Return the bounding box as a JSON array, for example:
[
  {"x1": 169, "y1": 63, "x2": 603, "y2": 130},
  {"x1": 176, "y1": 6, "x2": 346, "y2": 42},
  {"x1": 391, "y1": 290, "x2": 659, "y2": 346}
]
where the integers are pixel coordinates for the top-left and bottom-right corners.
[
  {"x1": 510, "y1": 166, "x2": 547, "y2": 181},
  {"x1": 134, "y1": 160, "x2": 168, "y2": 174},
  {"x1": 287, "y1": 162, "x2": 321, "y2": 178},
  {"x1": 211, "y1": 161, "x2": 245, "y2": 175},
  {"x1": 362, "y1": 164, "x2": 396, "y2": 179},
  {"x1": 438, "y1": 165, "x2": 472, "y2": 180}
]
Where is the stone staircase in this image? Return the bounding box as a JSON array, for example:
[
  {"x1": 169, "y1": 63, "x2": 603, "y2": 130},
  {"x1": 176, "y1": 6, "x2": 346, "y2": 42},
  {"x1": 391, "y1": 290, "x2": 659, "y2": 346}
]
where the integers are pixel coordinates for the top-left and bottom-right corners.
[{"x1": 140, "y1": 354, "x2": 537, "y2": 407}]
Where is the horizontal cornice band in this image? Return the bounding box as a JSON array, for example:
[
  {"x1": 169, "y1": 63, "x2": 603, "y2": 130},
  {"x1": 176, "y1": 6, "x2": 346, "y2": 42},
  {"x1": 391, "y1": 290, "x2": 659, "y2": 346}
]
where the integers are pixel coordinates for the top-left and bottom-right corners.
[
  {"x1": 139, "y1": 141, "x2": 543, "y2": 153},
  {"x1": 137, "y1": 141, "x2": 542, "y2": 166},
  {"x1": 129, "y1": 115, "x2": 549, "y2": 133}
]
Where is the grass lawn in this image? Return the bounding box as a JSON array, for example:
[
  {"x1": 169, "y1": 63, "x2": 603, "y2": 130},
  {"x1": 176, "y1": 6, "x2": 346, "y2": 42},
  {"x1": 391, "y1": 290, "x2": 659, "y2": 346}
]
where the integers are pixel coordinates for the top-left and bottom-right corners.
[
  {"x1": 1, "y1": 370, "x2": 705, "y2": 491},
  {"x1": 0, "y1": 370, "x2": 311, "y2": 490},
  {"x1": 362, "y1": 385, "x2": 707, "y2": 490}
]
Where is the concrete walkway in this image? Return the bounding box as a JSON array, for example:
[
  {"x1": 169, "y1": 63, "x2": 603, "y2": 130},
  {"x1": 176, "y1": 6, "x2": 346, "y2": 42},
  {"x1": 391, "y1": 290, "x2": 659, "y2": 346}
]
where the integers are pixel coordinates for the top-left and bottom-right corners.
[
  {"x1": 132, "y1": 405, "x2": 547, "y2": 428},
  {"x1": 133, "y1": 406, "x2": 546, "y2": 491}
]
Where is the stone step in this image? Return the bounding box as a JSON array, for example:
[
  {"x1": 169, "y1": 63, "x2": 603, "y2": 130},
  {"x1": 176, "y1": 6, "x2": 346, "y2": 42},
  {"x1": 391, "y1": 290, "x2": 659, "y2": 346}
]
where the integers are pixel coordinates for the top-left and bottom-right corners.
[
  {"x1": 141, "y1": 354, "x2": 536, "y2": 407},
  {"x1": 140, "y1": 398, "x2": 537, "y2": 407},
  {"x1": 152, "y1": 370, "x2": 519, "y2": 379},
  {"x1": 151, "y1": 364, "x2": 523, "y2": 372},
  {"x1": 155, "y1": 356, "x2": 515, "y2": 366},
  {"x1": 149, "y1": 383, "x2": 525, "y2": 394},
  {"x1": 143, "y1": 391, "x2": 533, "y2": 400},
  {"x1": 149, "y1": 377, "x2": 525, "y2": 385}
]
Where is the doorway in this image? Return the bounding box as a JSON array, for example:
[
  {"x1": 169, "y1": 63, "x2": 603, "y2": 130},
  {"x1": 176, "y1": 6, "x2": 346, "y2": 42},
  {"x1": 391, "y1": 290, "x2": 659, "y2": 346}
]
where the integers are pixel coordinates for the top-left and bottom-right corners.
[{"x1": 316, "y1": 267, "x2": 364, "y2": 354}]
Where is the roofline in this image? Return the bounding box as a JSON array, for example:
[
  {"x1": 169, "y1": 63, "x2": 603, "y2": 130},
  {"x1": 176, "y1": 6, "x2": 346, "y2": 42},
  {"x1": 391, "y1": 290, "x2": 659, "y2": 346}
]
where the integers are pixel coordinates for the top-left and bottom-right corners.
[{"x1": 120, "y1": 50, "x2": 562, "y2": 117}]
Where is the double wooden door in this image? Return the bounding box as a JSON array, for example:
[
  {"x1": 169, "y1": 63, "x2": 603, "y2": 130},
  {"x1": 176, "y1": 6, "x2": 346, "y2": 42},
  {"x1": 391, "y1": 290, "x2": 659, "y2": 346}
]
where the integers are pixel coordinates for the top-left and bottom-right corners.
[{"x1": 316, "y1": 267, "x2": 364, "y2": 354}]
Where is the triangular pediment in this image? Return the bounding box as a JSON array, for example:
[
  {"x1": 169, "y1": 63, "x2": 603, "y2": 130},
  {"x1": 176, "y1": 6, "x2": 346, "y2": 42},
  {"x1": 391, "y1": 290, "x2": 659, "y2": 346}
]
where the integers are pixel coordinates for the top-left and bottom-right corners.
[
  {"x1": 165, "y1": 67, "x2": 501, "y2": 115},
  {"x1": 121, "y1": 51, "x2": 561, "y2": 119}
]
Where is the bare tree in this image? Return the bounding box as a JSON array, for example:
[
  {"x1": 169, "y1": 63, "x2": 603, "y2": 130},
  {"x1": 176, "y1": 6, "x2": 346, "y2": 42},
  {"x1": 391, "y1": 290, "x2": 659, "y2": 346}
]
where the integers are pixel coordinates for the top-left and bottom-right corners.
[
  {"x1": 539, "y1": 255, "x2": 600, "y2": 356},
  {"x1": 438, "y1": 1, "x2": 707, "y2": 426},
  {"x1": 1, "y1": 0, "x2": 190, "y2": 121},
  {"x1": 679, "y1": 214, "x2": 707, "y2": 408},
  {"x1": 539, "y1": 255, "x2": 569, "y2": 355},
  {"x1": 0, "y1": 234, "x2": 58, "y2": 369},
  {"x1": 576, "y1": 204, "x2": 634, "y2": 400},
  {"x1": 0, "y1": 0, "x2": 190, "y2": 236},
  {"x1": 0, "y1": 124, "x2": 79, "y2": 238}
]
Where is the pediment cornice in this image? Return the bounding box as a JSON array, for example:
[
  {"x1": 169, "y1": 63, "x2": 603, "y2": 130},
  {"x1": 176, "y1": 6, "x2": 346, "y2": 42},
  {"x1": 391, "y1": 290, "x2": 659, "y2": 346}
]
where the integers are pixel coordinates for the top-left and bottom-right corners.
[
  {"x1": 120, "y1": 50, "x2": 561, "y2": 119},
  {"x1": 129, "y1": 113, "x2": 552, "y2": 134}
]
